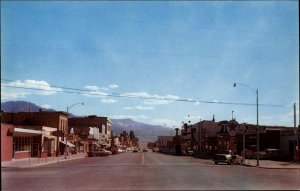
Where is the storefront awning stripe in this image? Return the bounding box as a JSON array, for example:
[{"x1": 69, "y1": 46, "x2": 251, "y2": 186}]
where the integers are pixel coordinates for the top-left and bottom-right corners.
[{"x1": 60, "y1": 141, "x2": 75, "y2": 147}]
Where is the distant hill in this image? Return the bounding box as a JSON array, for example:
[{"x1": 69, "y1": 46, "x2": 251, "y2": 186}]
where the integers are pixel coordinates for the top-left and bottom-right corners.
[
  {"x1": 111, "y1": 118, "x2": 174, "y2": 145},
  {"x1": 1, "y1": 101, "x2": 56, "y2": 112},
  {"x1": 1, "y1": 101, "x2": 174, "y2": 145}
]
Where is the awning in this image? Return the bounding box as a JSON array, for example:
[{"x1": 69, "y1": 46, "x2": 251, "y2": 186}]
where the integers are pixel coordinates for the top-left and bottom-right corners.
[
  {"x1": 60, "y1": 141, "x2": 75, "y2": 147},
  {"x1": 10, "y1": 127, "x2": 42, "y2": 137}
]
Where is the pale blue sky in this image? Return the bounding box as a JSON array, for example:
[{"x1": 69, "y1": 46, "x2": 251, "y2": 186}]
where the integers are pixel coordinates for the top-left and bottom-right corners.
[{"x1": 1, "y1": 1, "x2": 299, "y2": 127}]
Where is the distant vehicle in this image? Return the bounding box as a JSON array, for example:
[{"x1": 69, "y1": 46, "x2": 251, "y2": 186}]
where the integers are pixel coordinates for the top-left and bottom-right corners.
[
  {"x1": 231, "y1": 155, "x2": 243, "y2": 164},
  {"x1": 133, "y1": 148, "x2": 139, "y2": 153},
  {"x1": 213, "y1": 154, "x2": 232, "y2": 165},
  {"x1": 142, "y1": 148, "x2": 148, "y2": 152},
  {"x1": 187, "y1": 149, "x2": 194, "y2": 156},
  {"x1": 252, "y1": 148, "x2": 282, "y2": 160},
  {"x1": 168, "y1": 149, "x2": 176, "y2": 155},
  {"x1": 88, "y1": 149, "x2": 111, "y2": 157},
  {"x1": 160, "y1": 148, "x2": 171, "y2": 154},
  {"x1": 152, "y1": 148, "x2": 160, "y2": 152},
  {"x1": 118, "y1": 148, "x2": 125, "y2": 153}
]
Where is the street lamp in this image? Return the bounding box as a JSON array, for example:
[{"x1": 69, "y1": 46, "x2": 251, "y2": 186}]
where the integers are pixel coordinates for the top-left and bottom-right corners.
[
  {"x1": 65, "y1": 102, "x2": 84, "y2": 159},
  {"x1": 233, "y1": 82, "x2": 259, "y2": 166},
  {"x1": 232, "y1": 111, "x2": 234, "y2": 121}
]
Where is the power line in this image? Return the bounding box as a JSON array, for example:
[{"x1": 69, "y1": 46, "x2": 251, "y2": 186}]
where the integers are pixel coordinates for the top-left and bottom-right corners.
[
  {"x1": 2, "y1": 7, "x2": 298, "y2": 37},
  {"x1": 2, "y1": 44, "x2": 285, "y2": 63},
  {"x1": 1, "y1": 78, "x2": 292, "y2": 108}
]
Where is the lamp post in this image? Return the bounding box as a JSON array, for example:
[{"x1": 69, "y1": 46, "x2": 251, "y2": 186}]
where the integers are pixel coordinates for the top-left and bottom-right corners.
[
  {"x1": 232, "y1": 111, "x2": 234, "y2": 121},
  {"x1": 233, "y1": 82, "x2": 259, "y2": 166},
  {"x1": 65, "y1": 102, "x2": 84, "y2": 159}
]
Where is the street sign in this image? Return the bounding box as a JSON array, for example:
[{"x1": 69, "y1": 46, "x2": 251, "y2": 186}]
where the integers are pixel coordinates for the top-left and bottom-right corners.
[{"x1": 52, "y1": 130, "x2": 64, "y2": 137}]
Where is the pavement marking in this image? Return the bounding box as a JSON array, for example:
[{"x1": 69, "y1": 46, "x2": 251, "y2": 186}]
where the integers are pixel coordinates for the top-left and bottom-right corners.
[{"x1": 141, "y1": 153, "x2": 145, "y2": 164}]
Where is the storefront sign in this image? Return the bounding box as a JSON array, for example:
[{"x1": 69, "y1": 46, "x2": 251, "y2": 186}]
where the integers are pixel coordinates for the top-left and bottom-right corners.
[
  {"x1": 52, "y1": 130, "x2": 64, "y2": 137},
  {"x1": 226, "y1": 120, "x2": 239, "y2": 136},
  {"x1": 280, "y1": 130, "x2": 296, "y2": 136},
  {"x1": 244, "y1": 125, "x2": 266, "y2": 134}
]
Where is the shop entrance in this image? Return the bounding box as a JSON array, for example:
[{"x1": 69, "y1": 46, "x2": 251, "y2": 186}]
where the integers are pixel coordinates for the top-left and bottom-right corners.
[{"x1": 32, "y1": 143, "x2": 39, "y2": 157}]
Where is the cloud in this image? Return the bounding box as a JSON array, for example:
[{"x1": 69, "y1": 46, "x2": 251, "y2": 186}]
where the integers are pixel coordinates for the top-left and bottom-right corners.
[
  {"x1": 85, "y1": 85, "x2": 108, "y2": 91},
  {"x1": 85, "y1": 85, "x2": 100, "y2": 91},
  {"x1": 122, "y1": 92, "x2": 180, "y2": 105},
  {"x1": 123, "y1": 105, "x2": 154, "y2": 110},
  {"x1": 41, "y1": 104, "x2": 52, "y2": 109},
  {"x1": 1, "y1": 79, "x2": 62, "y2": 100},
  {"x1": 110, "y1": 115, "x2": 149, "y2": 120},
  {"x1": 109, "y1": 84, "x2": 119, "y2": 89},
  {"x1": 83, "y1": 85, "x2": 109, "y2": 98},
  {"x1": 101, "y1": 98, "x2": 118, "y2": 104},
  {"x1": 150, "y1": 118, "x2": 179, "y2": 127}
]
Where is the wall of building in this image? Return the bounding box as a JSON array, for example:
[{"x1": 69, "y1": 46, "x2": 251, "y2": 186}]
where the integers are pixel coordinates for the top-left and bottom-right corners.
[
  {"x1": 1, "y1": 123, "x2": 13, "y2": 161},
  {"x1": 69, "y1": 116, "x2": 112, "y2": 146},
  {"x1": 14, "y1": 151, "x2": 31, "y2": 159},
  {"x1": 1, "y1": 112, "x2": 67, "y2": 132}
]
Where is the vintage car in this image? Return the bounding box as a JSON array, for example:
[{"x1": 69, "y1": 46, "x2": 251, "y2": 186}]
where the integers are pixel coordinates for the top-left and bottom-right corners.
[
  {"x1": 88, "y1": 149, "x2": 112, "y2": 157},
  {"x1": 213, "y1": 154, "x2": 233, "y2": 165}
]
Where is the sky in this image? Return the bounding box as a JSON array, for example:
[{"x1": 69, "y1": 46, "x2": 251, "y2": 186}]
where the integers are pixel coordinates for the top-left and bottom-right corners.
[{"x1": 1, "y1": 1, "x2": 299, "y2": 128}]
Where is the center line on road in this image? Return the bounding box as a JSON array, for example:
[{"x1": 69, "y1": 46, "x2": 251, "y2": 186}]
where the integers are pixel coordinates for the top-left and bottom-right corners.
[{"x1": 141, "y1": 153, "x2": 145, "y2": 164}]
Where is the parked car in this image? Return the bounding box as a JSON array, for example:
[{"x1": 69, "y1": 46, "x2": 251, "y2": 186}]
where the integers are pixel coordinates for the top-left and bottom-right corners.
[
  {"x1": 231, "y1": 154, "x2": 244, "y2": 164},
  {"x1": 264, "y1": 148, "x2": 282, "y2": 160},
  {"x1": 133, "y1": 148, "x2": 139, "y2": 153},
  {"x1": 168, "y1": 149, "x2": 176, "y2": 155},
  {"x1": 88, "y1": 149, "x2": 111, "y2": 157},
  {"x1": 213, "y1": 154, "x2": 233, "y2": 165},
  {"x1": 187, "y1": 149, "x2": 194, "y2": 156},
  {"x1": 118, "y1": 148, "x2": 125, "y2": 153},
  {"x1": 143, "y1": 148, "x2": 148, "y2": 152}
]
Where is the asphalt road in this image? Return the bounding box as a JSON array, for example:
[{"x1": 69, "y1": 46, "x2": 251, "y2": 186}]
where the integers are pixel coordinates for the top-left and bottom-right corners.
[{"x1": 2, "y1": 151, "x2": 300, "y2": 190}]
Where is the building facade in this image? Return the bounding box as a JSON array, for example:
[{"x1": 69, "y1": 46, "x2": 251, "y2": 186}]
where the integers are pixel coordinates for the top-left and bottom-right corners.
[
  {"x1": 1, "y1": 111, "x2": 68, "y2": 158},
  {"x1": 69, "y1": 115, "x2": 112, "y2": 148}
]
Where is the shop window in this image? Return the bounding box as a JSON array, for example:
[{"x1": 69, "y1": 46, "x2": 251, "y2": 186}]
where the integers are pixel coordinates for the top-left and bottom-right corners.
[{"x1": 14, "y1": 137, "x2": 31, "y2": 152}]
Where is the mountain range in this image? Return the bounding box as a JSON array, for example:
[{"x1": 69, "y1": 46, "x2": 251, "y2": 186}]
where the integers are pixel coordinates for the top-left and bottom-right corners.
[{"x1": 1, "y1": 101, "x2": 174, "y2": 145}]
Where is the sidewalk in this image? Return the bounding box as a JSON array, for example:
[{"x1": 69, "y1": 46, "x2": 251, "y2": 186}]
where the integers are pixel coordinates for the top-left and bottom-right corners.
[
  {"x1": 243, "y1": 159, "x2": 300, "y2": 169},
  {"x1": 1, "y1": 152, "x2": 87, "y2": 168}
]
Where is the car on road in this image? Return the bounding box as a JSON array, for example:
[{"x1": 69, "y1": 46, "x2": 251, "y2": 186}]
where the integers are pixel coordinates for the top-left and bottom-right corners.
[
  {"x1": 88, "y1": 149, "x2": 112, "y2": 157},
  {"x1": 187, "y1": 149, "x2": 194, "y2": 156},
  {"x1": 133, "y1": 148, "x2": 139, "y2": 153},
  {"x1": 213, "y1": 154, "x2": 232, "y2": 165},
  {"x1": 168, "y1": 149, "x2": 176, "y2": 155},
  {"x1": 143, "y1": 148, "x2": 148, "y2": 152}
]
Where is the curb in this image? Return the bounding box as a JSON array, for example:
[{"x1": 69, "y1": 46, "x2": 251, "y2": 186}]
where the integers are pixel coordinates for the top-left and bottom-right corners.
[
  {"x1": 243, "y1": 164, "x2": 300, "y2": 169},
  {"x1": 1, "y1": 156, "x2": 87, "y2": 169}
]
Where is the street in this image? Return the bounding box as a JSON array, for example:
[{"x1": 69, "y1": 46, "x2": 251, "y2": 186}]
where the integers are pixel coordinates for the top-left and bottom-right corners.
[{"x1": 2, "y1": 151, "x2": 300, "y2": 190}]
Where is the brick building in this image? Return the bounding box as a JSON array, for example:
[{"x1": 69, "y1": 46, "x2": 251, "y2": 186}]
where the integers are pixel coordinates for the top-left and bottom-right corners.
[
  {"x1": 1, "y1": 111, "x2": 68, "y2": 157},
  {"x1": 1, "y1": 123, "x2": 13, "y2": 161},
  {"x1": 69, "y1": 115, "x2": 112, "y2": 148}
]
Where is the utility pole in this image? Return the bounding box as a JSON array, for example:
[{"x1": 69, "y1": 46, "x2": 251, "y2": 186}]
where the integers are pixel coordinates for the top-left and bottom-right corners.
[{"x1": 294, "y1": 102, "x2": 296, "y2": 128}]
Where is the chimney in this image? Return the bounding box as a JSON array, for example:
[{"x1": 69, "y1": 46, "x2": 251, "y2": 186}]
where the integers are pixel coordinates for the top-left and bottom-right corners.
[{"x1": 175, "y1": 128, "x2": 179, "y2": 136}]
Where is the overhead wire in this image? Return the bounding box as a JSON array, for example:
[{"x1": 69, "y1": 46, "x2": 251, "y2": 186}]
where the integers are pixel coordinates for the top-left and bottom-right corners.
[
  {"x1": 1, "y1": 78, "x2": 293, "y2": 108},
  {"x1": 2, "y1": 7, "x2": 298, "y2": 37}
]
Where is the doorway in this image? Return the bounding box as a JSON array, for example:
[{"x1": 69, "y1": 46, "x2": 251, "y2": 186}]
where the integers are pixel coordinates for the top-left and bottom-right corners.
[{"x1": 32, "y1": 143, "x2": 39, "y2": 157}]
